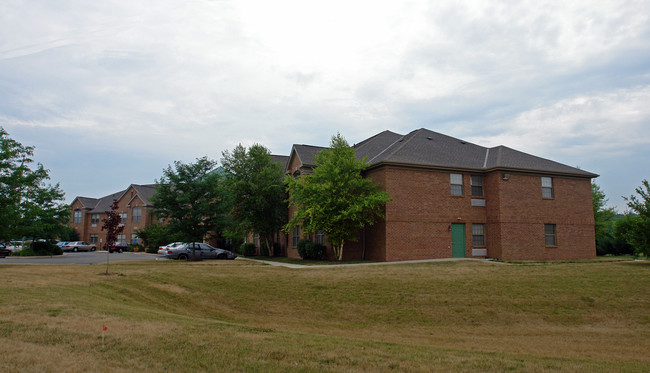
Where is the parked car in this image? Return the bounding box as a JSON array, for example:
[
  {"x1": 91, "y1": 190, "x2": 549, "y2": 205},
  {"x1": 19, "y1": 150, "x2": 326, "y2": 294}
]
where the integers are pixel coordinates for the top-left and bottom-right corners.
[
  {"x1": 108, "y1": 241, "x2": 129, "y2": 253},
  {"x1": 56, "y1": 241, "x2": 68, "y2": 248},
  {"x1": 164, "y1": 243, "x2": 237, "y2": 260},
  {"x1": 0, "y1": 247, "x2": 10, "y2": 258},
  {"x1": 157, "y1": 242, "x2": 185, "y2": 255},
  {"x1": 62, "y1": 241, "x2": 96, "y2": 252},
  {"x1": 3, "y1": 242, "x2": 22, "y2": 252}
]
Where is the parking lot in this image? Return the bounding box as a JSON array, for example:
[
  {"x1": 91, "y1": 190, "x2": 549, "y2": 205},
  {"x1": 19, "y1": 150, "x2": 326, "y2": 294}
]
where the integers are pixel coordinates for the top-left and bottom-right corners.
[{"x1": 0, "y1": 251, "x2": 165, "y2": 265}]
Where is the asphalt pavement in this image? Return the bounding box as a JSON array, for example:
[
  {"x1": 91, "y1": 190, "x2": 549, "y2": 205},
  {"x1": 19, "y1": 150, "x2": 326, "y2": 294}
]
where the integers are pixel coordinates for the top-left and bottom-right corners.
[{"x1": 0, "y1": 251, "x2": 166, "y2": 265}]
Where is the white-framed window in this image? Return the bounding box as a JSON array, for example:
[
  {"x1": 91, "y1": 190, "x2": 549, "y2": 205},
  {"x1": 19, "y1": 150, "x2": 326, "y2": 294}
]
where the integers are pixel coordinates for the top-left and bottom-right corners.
[
  {"x1": 472, "y1": 224, "x2": 485, "y2": 246},
  {"x1": 292, "y1": 226, "x2": 300, "y2": 247},
  {"x1": 73, "y1": 209, "x2": 82, "y2": 223},
  {"x1": 315, "y1": 231, "x2": 325, "y2": 245},
  {"x1": 89, "y1": 234, "x2": 98, "y2": 243},
  {"x1": 132, "y1": 206, "x2": 142, "y2": 223},
  {"x1": 541, "y1": 177, "x2": 554, "y2": 199},
  {"x1": 450, "y1": 173, "x2": 463, "y2": 196},
  {"x1": 90, "y1": 214, "x2": 100, "y2": 224},
  {"x1": 117, "y1": 234, "x2": 126, "y2": 242},
  {"x1": 471, "y1": 175, "x2": 483, "y2": 197},
  {"x1": 545, "y1": 224, "x2": 557, "y2": 246},
  {"x1": 119, "y1": 213, "x2": 127, "y2": 224}
]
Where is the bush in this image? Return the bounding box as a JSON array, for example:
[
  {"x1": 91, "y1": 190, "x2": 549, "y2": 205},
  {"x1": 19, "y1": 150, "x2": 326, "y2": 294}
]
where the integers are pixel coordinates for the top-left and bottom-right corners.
[
  {"x1": 296, "y1": 239, "x2": 311, "y2": 259},
  {"x1": 306, "y1": 242, "x2": 327, "y2": 260},
  {"x1": 239, "y1": 243, "x2": 256, "y2": 256},
  {"x1": 29, "y1": 241, "x2": 62, "y2": 256},
  {"x1": 145, "y1": 247, "x2": 158, "y2": 254},
  {"x1": 296, "y1": 239, "x2": 326, "y2": 260}
]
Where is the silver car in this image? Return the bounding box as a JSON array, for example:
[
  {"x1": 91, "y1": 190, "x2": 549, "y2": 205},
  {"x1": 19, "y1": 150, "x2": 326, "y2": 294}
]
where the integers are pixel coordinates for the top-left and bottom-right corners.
[
  {"x1": 157, "y1": 242, "x2": 185, "y2": 255},
  {"x1": 163, "y1": 243, "x2": 237, "y2": 260},
  {"x1": 62, "y1": 241, "x2": 97, "y2": 252}
]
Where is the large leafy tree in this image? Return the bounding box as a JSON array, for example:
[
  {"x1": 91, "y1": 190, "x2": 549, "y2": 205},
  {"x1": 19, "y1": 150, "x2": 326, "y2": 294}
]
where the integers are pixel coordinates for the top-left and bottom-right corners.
[
  {"x1": 221, "y1": 144, "x2": 286, "y2": 255},
  {"x1": 0, "y1": 127, "x2": 69, "y2": 242},
  {"x1": 150, "y1": 157, "x2": 230, "y2": 257},
  {"x1": 285, "y1": 133, "x2": 391, "y2": 261},
  {"x1": 616, "y1": 180, "x2": 650, "y2": 256}
]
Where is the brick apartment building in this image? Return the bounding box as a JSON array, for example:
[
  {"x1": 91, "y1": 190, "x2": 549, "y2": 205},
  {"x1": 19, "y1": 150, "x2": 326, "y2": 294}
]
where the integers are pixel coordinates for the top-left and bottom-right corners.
[
  {"x1": 285, "y1": 128, "x2": 597, "y2": 261},
  {"x1": 69, "y1": 184, "x2": 158, "y2": 248}
]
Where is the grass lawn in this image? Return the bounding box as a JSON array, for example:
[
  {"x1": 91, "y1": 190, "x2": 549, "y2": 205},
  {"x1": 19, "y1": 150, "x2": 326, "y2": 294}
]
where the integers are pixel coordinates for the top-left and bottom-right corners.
[{"x1": 0, "y1": 259, "x2": 648, "y2": 372}]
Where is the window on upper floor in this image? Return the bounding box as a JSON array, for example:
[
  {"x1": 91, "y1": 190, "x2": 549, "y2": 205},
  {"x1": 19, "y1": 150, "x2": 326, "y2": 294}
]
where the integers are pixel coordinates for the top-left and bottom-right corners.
[
  {"x1": 541, "y1": 177, "x2": 554, "y2": 198},
  {"x1": 545, "y1": 224, "x2": 557, "y2": 246},
  {"x1": 471, "y1": 175, "x2": 484, "y2": 197},
  {"x1": 472, "y1": 224, "x2": 485, "y2": 246},
  {"x1": 73, "y1": 209, "x2": 82, "y2": 224},
  {"x1": 132, "y1": 206, "x2": 142, "y2": 223},
  {"x1": 292, "y1": 226, "x2": 300, "y2": 247},
  {"x1": 119, "y1": 213, "x2": 127, "y2": 224},
  {"x1": 450, "y1": 173, "x2": 463, "y2": 196},
  {"x1": 90, "y1": 214, "x2": 99, "y2": 224}
]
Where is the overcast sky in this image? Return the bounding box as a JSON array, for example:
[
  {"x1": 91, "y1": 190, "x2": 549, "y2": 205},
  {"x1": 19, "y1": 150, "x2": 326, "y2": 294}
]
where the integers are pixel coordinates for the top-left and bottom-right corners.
[{"x1": 1, "y1": 0, "x2": 649, "y2": 211}]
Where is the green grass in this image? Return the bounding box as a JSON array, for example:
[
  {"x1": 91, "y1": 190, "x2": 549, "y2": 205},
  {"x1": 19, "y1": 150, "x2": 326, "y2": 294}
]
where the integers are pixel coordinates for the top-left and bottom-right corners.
[{"x1": 0, "y1": 260, "x2": 648, "y2": 372}]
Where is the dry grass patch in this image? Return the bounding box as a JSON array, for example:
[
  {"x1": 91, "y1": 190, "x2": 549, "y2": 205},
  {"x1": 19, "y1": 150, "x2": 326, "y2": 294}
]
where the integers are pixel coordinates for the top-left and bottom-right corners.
[{"x1": 0, "y1": 260, "x2": 648, "y2": 372}]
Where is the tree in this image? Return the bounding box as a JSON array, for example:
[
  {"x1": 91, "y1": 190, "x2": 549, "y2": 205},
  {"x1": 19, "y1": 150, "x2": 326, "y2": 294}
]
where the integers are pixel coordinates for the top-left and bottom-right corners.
[
  {"x1": 592, "y1": 182, "x2": 616, "y2": 250},
  {"x1": 101, "y1": 199, "x2": 123, "y2": 274},
  {"x1": 616, "y1": 180, "x2": 650, "y2": 256},
  {"x1": 0, "y1": 127, "x2": 69, "y2": 242},
  {"x1": 221, "y1": 144, "x2": 286, "y2": 255},
  {"x1": 135, "y1": 223, "x2": 180, "y2": 249},
  {"x1": 150, "y1": 157, "x2": 230, "y2": 259},
  {"x1": 285, "y1": 133, "x2": 391, "y2": 261}
]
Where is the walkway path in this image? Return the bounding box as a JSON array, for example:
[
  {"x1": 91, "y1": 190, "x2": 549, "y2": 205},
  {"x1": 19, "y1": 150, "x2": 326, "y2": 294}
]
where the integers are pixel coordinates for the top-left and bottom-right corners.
[{"x1": 237, "y1": 257, "x2": 503, "y2": 269}]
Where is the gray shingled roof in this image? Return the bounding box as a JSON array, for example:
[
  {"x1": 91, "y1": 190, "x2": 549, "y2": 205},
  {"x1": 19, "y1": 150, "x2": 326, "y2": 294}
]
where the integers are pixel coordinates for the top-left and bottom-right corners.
[
  {"x1": 271, "y1": 154, "x2": 290, "y2": 170},
  {"x1": 74, "y1": 184, "x2": 159, "y2": 213},
  {"x1": 291, "y1": 144, "x2": 327, "y2": 168},
  {"x1": 361, "y1": 128, "x2": 597, "y2": 178}
]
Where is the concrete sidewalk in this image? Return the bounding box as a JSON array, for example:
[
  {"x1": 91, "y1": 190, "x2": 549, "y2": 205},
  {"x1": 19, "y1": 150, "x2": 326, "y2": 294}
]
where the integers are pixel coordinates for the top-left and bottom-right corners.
[{"x1": 237, "y1": 257, "x2": 502, "y2": 269}]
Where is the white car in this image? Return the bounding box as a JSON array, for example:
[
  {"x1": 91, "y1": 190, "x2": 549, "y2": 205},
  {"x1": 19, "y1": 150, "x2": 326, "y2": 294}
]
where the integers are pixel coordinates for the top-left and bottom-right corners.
[{"x1": 157, "y1": 242, "x2": 184, "y2": 255}]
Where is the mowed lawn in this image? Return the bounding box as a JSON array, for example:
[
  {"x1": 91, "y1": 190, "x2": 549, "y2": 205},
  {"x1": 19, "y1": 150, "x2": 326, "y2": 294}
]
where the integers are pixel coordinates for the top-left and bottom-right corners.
[{"x1": 0, "y1": 259, "x2": 648, "y2": 372}]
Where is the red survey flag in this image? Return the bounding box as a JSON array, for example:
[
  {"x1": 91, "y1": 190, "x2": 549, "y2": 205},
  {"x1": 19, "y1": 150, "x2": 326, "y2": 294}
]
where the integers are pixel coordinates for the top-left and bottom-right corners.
[{"x1": 103, "y1": 324, "x2": 107, "y2": 331}]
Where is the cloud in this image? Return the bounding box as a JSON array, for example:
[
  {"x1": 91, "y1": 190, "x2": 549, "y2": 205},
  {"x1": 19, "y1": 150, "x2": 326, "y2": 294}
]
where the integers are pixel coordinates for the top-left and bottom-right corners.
[{"x1": 0, "y1": 0, "x2": 648, "y2": 210}]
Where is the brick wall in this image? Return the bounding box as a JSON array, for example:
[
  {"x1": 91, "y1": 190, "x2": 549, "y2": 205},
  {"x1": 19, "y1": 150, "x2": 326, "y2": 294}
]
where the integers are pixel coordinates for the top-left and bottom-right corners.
[{"x1": 346, "y1": 166, "x2": 595, "y2": 261}]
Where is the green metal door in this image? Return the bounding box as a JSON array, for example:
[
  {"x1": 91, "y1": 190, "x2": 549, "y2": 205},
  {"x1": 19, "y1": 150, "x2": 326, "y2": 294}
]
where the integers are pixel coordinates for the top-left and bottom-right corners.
[{"x1": 451, "y1": 223, "x2": 466, "y2": 258}]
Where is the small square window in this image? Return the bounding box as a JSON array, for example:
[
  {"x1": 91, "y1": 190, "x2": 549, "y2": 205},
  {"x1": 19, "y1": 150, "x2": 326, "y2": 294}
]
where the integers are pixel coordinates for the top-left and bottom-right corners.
[
  {"x1": 541, "y1": 177, "x2": 554, "y2": 198},
  {"x1": 545, "y1": 224, "x2": 556, "y2": 246},
  {"x1": 450, "y1": 173, "x2": 463, "y2": 196},
  {"x1": 472, "y1": 224, "x2": 485, "y2": 246},
  {"x1": 90, "y1": 214, "x2": 100, "y2": 224},
  {"x1": 73, "y1": 210, "x2": 82, "y2": 224},
  {"x1": 471, "y1": 175, "x2": 483, "y2": 197}
]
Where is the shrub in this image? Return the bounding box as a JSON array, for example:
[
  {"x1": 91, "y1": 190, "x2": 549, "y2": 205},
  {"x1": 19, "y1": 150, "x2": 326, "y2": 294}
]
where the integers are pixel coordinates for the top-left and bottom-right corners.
[
  {"x1": 297, "y1": 239, "x2": 326, "y2": 260},
  {"x1": 19, "y1": 248, "x2": 36, "y2": 256},
  {"x1": 30, "y1": 241, "x2": 62, "y2": 256},
  {"x1": 239, "y1": 243, "x2": 256, "y2": 256},
  {"x1": 145, "y1": 247, "x2": 158, "y2": 254},
  {"x1": 305, "y1": 241, "x2": 327, "y2": 260}
]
